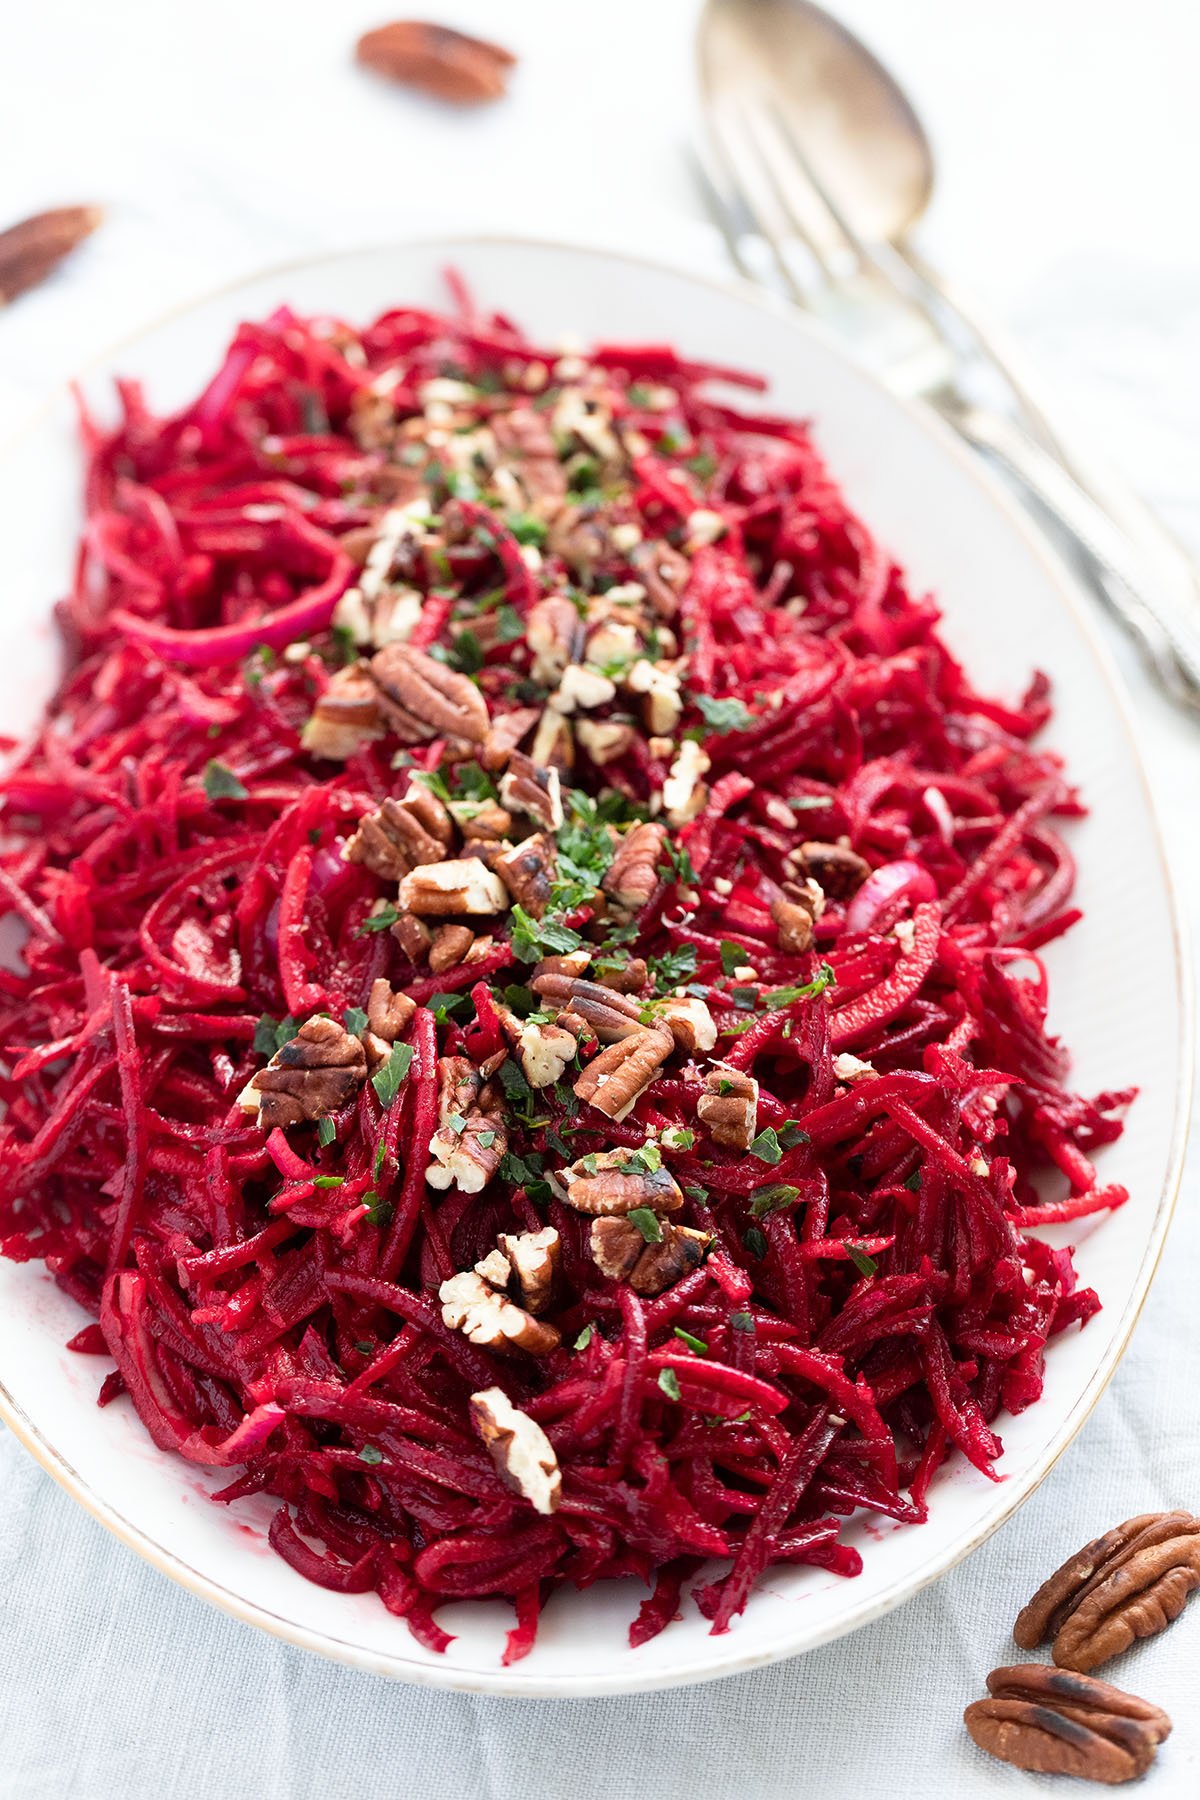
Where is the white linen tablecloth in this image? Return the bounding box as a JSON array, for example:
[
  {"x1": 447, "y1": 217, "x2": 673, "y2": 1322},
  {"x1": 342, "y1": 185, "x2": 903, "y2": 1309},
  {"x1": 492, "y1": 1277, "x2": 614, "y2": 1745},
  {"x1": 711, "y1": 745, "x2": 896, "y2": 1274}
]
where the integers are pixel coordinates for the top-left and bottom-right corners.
[{"x1": 2, "y1": 3, "x2": 1199, "y2": 1793}]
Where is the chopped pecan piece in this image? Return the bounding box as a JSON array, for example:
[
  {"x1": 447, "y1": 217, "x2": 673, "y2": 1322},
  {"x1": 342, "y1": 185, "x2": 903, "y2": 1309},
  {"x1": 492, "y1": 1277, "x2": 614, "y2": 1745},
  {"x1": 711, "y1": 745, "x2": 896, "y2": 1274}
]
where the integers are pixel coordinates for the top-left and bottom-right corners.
[
  {"x1": 547, "y1": 504, "x2": 610, "y2": 577},
  {"x1": 439, "y1": 1272, "x2": 559, "y2": 1355},
  {"x1": 366, "y1": 977, "x2": 416, "y2": 1043},
  {"x1": 526, "y1": 595, "x2": 585, "y2": 685},
  {"x1": 391, "y1": 911, "x2": 432, "y2": 963},
  {"x1": 493, "y1": 833, "x2": 556, "y2": 918},
  {"x1": 531, "y1": 973, "x2": 642, "y2": 1042},
  {"x1": 369, "y1": 643, "x2": 489, "y2": 745},
  {"x1": 248, "y1": 1016, "x2": 367, "y2": 1129},
  {"x1": 491, "y1": 1226, "x2": 561, "y2": 1314},
  {"x1": 629, "y1": 539, "x2": 690, "y2": 618},
  {"x1": 559, "y1": 1146, "x2": 684, "y2": 1216},
  {"x1": 662, "y1": 738, "x2": 710, "y2": 825},
  {"x1": 397, "y1": 857, "x2": 509, "y2": 917},
  {"x1": 964, "y1": 1665, "x2": 1171, "y2": 1784},
  {"x1": 428, "y1": 922, "x2": 476, "y2": 972},
  {"x1": 590, "y1": 1216, "x2": 711, "y2": 1295},
  {"x1": 603, "y1": 821, "x2": 667, "y2": 910},
  {"x1": 655, "y1": 995, "x2": 717, "y2": 1055},
  {"x1": 625, "y1": 658, "x2": 683, "y2": 735},
  {"x1": 1014, "y1": 1511, "x2": 1200, "y2": 1672},
  {"x1": 491, "y1": 408, "x2": 567, "y2": 510},
  {"x1": 576, "y1": 719, "x2": 636, "y2": 766},
  {"x1": 533, "y1": 949, "x2": 592, "y2": 982},
  {"x1": 771, "y1": 881, "x2": 825, "y2": 954},
  {"x1": 697, "y1": 1064, "x2": 759, "y2": 1149},
  {"x1": 498, "y1": 749, "x2": 564, "y2": 832},
  {"x1": 551, "y1": 663, "x2": 617, "y2": 714},
  {"x1": 333, "y1": 583, "x2": 423, "y2": 651},
  {"x1": 529, "y1": 707, "x2": 575, "y2": 772},
  {"x1": 470, "y1": 1388, "x2": 562, "y2": 1515},
  {"x1": 300, "y1": 664, "x2": 383, "y2": 761},
  {"x1": 356, "y1": 21, "x2": 515, "y2": 105},
  {"x1": 572, "y1": 1027, "x2": 674, "y2": 1122},
  {"x1": 795, "y1": 840, "x2": 870, "y2": 900},
  {"x1": 426, "y1": 1059, "x2": 506, "y2": 1193},
  {"x1": 481, "y1": 705, "x2": 539, "y2": 771},
  {"x1": 498, "y1": 1005, "x2": 579, "y2": 1089},
  {"x1": 448, "y1": 800, "x2": 512, "y2": 840},
  {"x1": 344, "y1": 784, "x2": 454, "y2": 881}
]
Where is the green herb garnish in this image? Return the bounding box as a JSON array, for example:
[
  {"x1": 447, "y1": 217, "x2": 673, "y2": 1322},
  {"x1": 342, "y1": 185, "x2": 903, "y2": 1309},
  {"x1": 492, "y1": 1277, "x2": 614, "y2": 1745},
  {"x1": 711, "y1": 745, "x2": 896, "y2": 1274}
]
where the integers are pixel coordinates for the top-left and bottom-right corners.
[
  {"x1": 628, "y1": 1208, "x2": 663, "y2": 1244},
  {"x1": 202, "y1": 760, "x2": 248, "y2": 801},
  {"x1": 371, "y1": 1042, "x2": 414, "y2": 1107}
]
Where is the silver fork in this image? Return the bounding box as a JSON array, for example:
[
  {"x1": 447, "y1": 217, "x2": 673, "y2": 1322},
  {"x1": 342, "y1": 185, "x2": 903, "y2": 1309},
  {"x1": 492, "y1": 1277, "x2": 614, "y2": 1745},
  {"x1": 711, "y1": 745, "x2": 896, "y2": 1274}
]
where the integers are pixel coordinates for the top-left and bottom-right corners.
[{"x1": 698, "y1": 90, "x2": 1200, "y2": 713}]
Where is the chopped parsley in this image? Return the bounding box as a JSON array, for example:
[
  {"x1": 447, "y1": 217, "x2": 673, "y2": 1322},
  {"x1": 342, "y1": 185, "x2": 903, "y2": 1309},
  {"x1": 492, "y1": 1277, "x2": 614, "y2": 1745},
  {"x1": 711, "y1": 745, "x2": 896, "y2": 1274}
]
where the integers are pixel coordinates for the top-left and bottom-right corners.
[
  {"x1": 673, "y1": 1327, "x2": 708, "y2": 1354},
  {"x1": 657, "y1": 1368, "x2": 682, "y2": 1402},
  {"x1": 719, "y1": 941, "x2": 748, "y2": 976},
  {"x1": 628, "y1": 1207, "x2": 663, "y2": 1244},
  {"x1": 847, "y1": 1244, "x2": 879, "y2": 1278},
  {"x1": 729, "y1": 1311, "x2": 756, "y2": 1333},
  {"x1": 355, "y1": 905, "x2": 400, "y2": 936},
  {"x1": 509, "y1": 904, "x2": 584, "y2": 964},
  {"x1": 253, "y1": 1014, "x2": 297, "y2": 1057},
  {"x1": 748, "y1": 1183, "x2": 801, "y2": 1217},
  {"x1": 574, "y1": 1324, "x2": 594, "y2": 1351},
  {"x1": 649, "y1": 943, "x2": 698, "y2": 990},
  {"x1": 317, "y1": 1116, "x2": 337, "y2": 1148},
  {"x1": 696, "y1": 695, "x2": 754, "y2": 735},
  {"x1": 371, "y1": 1042, "x2": 414, "y2": 1107},
  {"x1": 748, "y1": 1127, "x2": 784, "y2": 1166},
  {"x1": 202, "y1": 760, "x2": 248, "y2": 802},
  {"x1": 358, "y1": 1444, "x2": 384, "y2": 1466},
  {"x1": 342, "y1": 1007, "x2": 368, "y2": 1037},
  {"x1": 743, "y1": 1226, "x2": 769, "y2": 1259}
]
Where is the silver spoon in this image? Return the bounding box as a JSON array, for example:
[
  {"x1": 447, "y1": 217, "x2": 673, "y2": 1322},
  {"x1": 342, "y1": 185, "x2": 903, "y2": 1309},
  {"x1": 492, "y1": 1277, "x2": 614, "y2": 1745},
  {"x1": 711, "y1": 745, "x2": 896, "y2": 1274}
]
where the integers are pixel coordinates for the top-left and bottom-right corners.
[{"x1": 697, "y1": 0, "x2": 1200, "y2": 656}]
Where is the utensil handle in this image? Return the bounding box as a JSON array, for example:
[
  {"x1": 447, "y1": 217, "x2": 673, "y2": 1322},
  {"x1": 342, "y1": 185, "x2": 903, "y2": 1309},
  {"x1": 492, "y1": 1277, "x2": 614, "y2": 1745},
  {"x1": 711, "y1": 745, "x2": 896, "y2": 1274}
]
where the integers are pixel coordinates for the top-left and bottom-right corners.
[
  {"x1": 951, "y1": 402, "x2": 1200, "y2": 710},
  {"x1": 899, "y1": 245, "x2": 1200, "y2": 598}
]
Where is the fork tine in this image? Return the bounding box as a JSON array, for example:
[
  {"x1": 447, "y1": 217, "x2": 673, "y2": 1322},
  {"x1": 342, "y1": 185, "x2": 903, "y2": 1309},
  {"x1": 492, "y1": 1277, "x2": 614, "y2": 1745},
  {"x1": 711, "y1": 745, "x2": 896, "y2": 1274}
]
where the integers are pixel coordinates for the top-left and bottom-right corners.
[
  {"x1": 704, "y1": 99, "x2": 813, "y2": 304},
  {"x1": 732, "y1": 98, "x2": 859, "y2": 286},
  {"x1": 688, "y1": 144, "x2": 757, "y2": 286}
]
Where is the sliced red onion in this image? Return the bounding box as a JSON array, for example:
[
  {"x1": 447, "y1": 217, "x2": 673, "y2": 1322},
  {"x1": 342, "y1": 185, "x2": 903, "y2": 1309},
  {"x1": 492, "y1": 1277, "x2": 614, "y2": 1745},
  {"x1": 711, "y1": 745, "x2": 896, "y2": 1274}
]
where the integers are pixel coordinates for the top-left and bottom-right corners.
[{"x1": 845, "y1": 859, "x2": 938, "y2": 935}]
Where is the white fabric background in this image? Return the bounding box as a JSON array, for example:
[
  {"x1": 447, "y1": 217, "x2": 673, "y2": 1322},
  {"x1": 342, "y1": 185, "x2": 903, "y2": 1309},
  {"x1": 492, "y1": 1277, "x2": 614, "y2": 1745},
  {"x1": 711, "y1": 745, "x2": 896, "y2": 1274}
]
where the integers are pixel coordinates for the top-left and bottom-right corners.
[{"x1": 2, "y1": 2, "x2": 1199, "y2": 1793}]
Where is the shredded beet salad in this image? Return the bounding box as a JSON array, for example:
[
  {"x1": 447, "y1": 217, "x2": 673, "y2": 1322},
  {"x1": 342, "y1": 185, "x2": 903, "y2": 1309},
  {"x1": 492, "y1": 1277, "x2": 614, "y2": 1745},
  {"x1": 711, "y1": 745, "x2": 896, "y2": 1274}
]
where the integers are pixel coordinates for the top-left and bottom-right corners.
[{"x1": 0, "y1": 276, "x2": 1135, "y2": 1662}]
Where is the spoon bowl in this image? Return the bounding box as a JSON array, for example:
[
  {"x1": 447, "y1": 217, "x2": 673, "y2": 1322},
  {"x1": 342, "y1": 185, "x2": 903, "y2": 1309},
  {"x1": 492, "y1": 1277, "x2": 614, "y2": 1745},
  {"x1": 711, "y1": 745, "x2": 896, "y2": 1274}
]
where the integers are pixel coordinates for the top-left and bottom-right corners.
[{"x1": 697, "y1": 0, "x2": 934, "y2": 248}]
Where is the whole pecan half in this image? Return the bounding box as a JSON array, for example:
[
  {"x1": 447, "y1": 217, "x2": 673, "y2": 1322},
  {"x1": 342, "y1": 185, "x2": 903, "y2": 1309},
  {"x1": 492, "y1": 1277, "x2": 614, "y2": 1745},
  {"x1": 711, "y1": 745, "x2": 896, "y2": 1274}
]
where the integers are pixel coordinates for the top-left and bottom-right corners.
[
  {"x1": 356, "y1": 21, "x2": 515, "y2": 105},
  {"x1": 559, "y1": 1147, "x2": 684, "y2": 1217},
  {"x1": 532, "y1": 972, "x2": 642, "y2": 1042},
  {"x1": 964, "y1": 1665, "x2": 1171, "y2": 1784},
  {"x1": 590, "y1": 1216, "x2": 710, "y2": 1294},
  {"x1": 248, "y1": 1017, "x2": 367, "y2": 1129},
  {"x1": 1014, "y1": 1511, "x2": 1200, "y2": 1671},
  {"x1": 344, "y1": 783, "x2": 454, "y2": 880},
  {"x1": 573, "y1": 1026, "x2": 674, "y2": 1119},
  {"x1": 369, "y1": 643, "x2": 489, "y2": 744},
  {"x1": 0, "y1": 206, "x2": 102, "y2": 305},
  {"x1": 603, "y1": 820, "x2": 666, "y2": 910}
]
